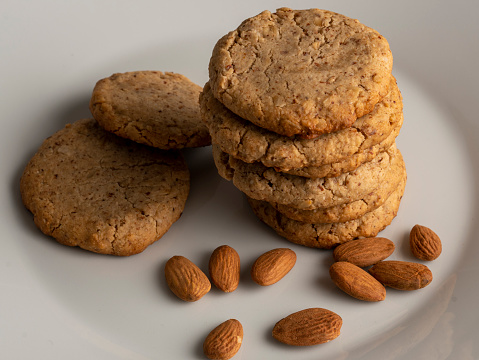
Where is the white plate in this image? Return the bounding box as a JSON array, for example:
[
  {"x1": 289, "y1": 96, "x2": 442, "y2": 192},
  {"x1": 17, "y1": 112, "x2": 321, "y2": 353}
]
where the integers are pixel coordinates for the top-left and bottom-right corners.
[{"x1": 2, "y1": 1, "x2": 478, "y2": 359}]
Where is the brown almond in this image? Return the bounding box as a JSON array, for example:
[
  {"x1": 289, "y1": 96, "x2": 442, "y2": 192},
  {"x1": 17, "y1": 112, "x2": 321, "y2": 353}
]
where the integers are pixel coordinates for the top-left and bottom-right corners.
[
  {"x1": 251, "y1": 248, "x2": 296, "y2": 286},
  {"x1": 333, "y1": 237, "x2": 395, "y2": 267},
  {"x1": 329, "y1": 261, "x2": 386, "y2": 301},
  {"x1": 164, "y1": 255, "x2": 211, "y2": 301},
  {"x1": 203, "y1": 319, "x2": 243, "y2": 360},
  {"x1": 209, "y1": 245, "x2": 240, "y2": 292},
  {"x1": 272, "y1": 308, "x2": 342, "y2": 346},
  {"x1": 410, "y1": 224, "x2": 442, "y2": 261},
  {"x1": 369, "y1": 260, "x2": 433, "y2": 290}
]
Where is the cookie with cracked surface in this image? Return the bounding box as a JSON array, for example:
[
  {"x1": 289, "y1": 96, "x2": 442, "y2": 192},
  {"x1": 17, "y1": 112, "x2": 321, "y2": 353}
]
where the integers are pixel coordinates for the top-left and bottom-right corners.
[
  {"x1": 213, "y1": 143, "x2": 402, "y2": 210},
  {"x1": 208, "y1": 7, "x2": 393, "y2": 137},
  {"x1": 247, "y1": 175, "x2": 406, "y2": 249},
  {"x1": 200, "y1": 77, "x2": 402, "y2": 174},
  {"x1": 20, "y1": 118, "x2": 190, "y2": 256},
  {"x1": 272, "y1": 153, "x2": 406, "y2": 223},
  {"x1": 90, "y1": 71, "x2": 211, "y2": 149}
]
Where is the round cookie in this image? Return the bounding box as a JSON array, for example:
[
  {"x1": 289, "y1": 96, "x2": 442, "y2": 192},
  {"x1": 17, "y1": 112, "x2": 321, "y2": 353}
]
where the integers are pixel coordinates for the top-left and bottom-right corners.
[
  {"x1": 20, "y1": 118, "x2": 190, "y2": 256},
  {"x1": 200, "y1": 76, "x2": 402, "y2": 174},
  {"x1": 273, "y1": 155, "x2": 406, "y2": 223},
  {"x1": 90, "y1": 71, "x2": 211, "y2": 149},
  {"x1": 213, "y1": 144, "x2": 402, "y2": 210},
  {"x1": 208, "y1": 8, "x2": 393, "y2": 137},
  {"x1": 247, "y1": 175, "x2": 406, "y2": 249}
]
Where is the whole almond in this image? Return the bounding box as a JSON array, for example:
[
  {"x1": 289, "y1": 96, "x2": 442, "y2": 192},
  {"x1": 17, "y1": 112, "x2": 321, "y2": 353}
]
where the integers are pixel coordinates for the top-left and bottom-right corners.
[
  {"x1": 333, "y1": 237, "x2": 395, "y2": 267},
  {"x1": 203, "y1": 319, "x2": 243, "y2": 360},
  {"x1": 369, "y1": 260, "x2": 433, "y2": 290},
  {"x1": 272, "y1": 308, "x2": 342, "y2": 346},
  {"x1": 209, "y1": 245, "x2": 240, "y2": 292},
  {"x1": 251, "y1": 248, "x2": 296, "y2": 286},
  {"x1": 329, "y1": 261, "x2": 386, "y2": 301},
  {"x1": 410, "y1": 224, "x2": 442, "y2": 261},
  {"x1": 164, "y1": 255, "x2": 211, "y2": 301}
]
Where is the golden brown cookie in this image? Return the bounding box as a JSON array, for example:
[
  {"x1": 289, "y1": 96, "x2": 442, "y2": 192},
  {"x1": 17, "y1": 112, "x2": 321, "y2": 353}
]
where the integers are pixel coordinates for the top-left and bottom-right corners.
[
  {"x1": 247, "y1": 175, "x2": 406, "y2": 249},
  {"x1": 213, "y1": 144, "x2": 402, "y2": 210},
  {"x1": 273, "y1": 155, "x2": 406, "y2": 223},
  {"x1": 90, "y1": 71, "x2": 211, "y2": 149},
  {"x1": 208, "y1": 8, "x2": 393, "y2": 137},
  {"x1": 20, "y1": 118, "x2": 190, "y2": 256},
  {"x1": 200, "y1": 77, "x2": 402, "y2": 174}
]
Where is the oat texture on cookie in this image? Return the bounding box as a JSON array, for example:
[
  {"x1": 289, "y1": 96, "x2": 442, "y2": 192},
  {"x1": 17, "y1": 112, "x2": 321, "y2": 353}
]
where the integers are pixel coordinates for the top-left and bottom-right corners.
[{"x1": 20, "y1": 118, "x2": 190, "y2": 256}]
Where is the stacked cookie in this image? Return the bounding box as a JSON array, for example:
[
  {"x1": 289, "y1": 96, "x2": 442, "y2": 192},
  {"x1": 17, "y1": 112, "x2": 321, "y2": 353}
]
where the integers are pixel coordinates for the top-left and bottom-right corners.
[{"x1": 200, "y1": 8, "x2": 406, "y2": 248}]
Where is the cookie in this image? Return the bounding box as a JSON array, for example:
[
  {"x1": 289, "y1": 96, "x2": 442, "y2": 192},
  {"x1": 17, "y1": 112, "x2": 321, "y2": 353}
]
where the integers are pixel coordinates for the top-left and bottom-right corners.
[
  {"x1": 247, "y1": 175, "x2": 406, "y2": 249},
  {"x1": 90, "y1": 71, "x2": 211, "y2": 149},
  {"x1": 208, "y1": 8, "x2": 393, "y2": 137},
  {"x1": 20, "y1": 118, "x2": 190, "y2": 256},
  {"x1": 214, "y1": 144, "x2": 402, "y2": 210},
  {"x1": 200, "y1": 76, "x2": 402, "y2": 173},
  {"x1": 273, "y1": 155, "x2": 406, "y2": 223}
]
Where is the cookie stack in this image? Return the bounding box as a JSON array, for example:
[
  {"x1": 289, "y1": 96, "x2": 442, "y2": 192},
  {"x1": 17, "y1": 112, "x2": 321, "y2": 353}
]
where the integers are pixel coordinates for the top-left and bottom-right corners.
[{"x1": 200, "y1": 8, "x2": 406, "y2": 248}]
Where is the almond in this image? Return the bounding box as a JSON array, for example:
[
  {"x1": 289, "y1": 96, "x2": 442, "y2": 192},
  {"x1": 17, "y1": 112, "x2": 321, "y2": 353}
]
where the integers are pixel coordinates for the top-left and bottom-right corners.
[
  {"x1": 410, "y1": 224, "x2": 442, "y2": 261},
  {"x1": 272, "y1": 308, "x2": 342, "y2": 346},
  {"x1": 251, "y1": 248, "x2": 296, "y2": 286},
  {"x1": 369, "y1": 260, "x2": 433, "y2": 290},
  {"x1": 333, "y1": 237, "x2": 395, "y2": 267},
  {"x1": 203, "y1": 319, "x2": 243, "y2": 360},
  {"x1": 329, "y1": 261, "x2": 386, "y2": 301},
  {"x1": 209, "y1": 245, "x2": 240, "y2": 292},
  {"x1": 164, "y1": 255, "x2": 211, "y2": 301}
]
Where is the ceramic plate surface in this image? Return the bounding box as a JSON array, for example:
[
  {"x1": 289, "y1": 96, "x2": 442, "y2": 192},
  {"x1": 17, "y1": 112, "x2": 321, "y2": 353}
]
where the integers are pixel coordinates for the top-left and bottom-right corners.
[{"x1": 2, "y1": 1, "x2": 478, "y2": 359}]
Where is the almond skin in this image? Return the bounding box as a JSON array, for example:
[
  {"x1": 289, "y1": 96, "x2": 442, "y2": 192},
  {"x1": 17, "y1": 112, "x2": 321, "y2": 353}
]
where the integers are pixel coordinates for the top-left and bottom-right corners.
[
  {"x1": 329, "y1": 261, "x2": 386, "y2": 301},
  {"x1": 369, "y1": 260, "x2": 433, "y2": 290},
  {"x1": 333, "y1": 237, "x2": 395, "y2": 267},
  {"x1": 209, "y1": 245, "x2": 240, "y2": 292},
  {"x1": 203, "y1": 319, "x2": 243, "y2": 360},
  {"x1": 410, "y1": 224, "x2": 442, "y2": 261},
  {"x1": 272, "y1": 308, "x2": 342, "y2": 346},
  {"x1": 164, "y1": 255, "x2": 211, "y2": 301},
  {"x1": 251, "y1": 248, "x2": 296, "y2": 286}
]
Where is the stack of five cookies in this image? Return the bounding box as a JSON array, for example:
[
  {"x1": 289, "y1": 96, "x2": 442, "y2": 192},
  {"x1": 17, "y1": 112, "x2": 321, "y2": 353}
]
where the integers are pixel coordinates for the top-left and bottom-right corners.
[{"x1": 200, "y1": 8, "x2": 406, "y2": 249}]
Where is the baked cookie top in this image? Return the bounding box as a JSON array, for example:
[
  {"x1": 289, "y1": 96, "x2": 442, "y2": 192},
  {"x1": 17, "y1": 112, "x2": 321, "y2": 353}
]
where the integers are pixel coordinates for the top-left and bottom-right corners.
[
  {"x1": 20, "y1": 118, "x2": 190, "y2": 256},
  {"x1": 208, "y1": 8, "x2": 393, "y2": 137},
  {"x1": 90, "y1": 71, "x2": 211, "y2": 149},
  {"x1": 247, "y1": 174, "x2": 406, "y2": 249},
  {"x1": 214, "y1": 143, "x2": 403, "y2": 210},
  {"x1": 201, "y1": 76, "x2": 402, "y2": 172}
]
